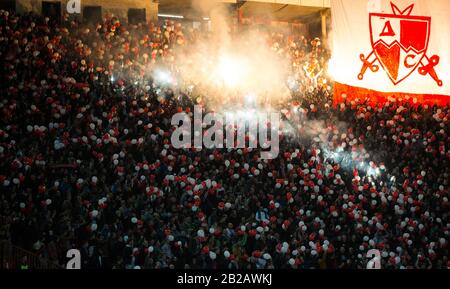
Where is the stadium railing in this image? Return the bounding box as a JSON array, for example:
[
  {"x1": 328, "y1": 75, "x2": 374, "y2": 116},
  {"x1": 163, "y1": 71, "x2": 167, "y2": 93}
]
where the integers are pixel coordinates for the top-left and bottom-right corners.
[{"x1": 0, "y1": 240, "x2": 62, "y2": 269}]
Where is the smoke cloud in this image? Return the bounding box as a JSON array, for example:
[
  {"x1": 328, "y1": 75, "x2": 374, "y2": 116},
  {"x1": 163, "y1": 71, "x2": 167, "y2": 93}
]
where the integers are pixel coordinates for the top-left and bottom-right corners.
[{"x1": 162, "y1": 0, "x2": 292, "y2": 110}]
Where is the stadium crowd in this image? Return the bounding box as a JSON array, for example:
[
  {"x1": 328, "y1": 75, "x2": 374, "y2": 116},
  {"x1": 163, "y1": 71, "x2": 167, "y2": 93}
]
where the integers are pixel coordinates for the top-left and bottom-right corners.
[{"x1": 0, "y1": 10, "x2": 448, "y2": 269}]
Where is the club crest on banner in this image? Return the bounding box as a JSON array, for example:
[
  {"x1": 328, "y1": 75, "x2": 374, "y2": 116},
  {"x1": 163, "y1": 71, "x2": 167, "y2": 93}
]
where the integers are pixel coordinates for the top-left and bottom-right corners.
[{"x1": 358, "y1": 2, "x2": 443, "y2": 87}]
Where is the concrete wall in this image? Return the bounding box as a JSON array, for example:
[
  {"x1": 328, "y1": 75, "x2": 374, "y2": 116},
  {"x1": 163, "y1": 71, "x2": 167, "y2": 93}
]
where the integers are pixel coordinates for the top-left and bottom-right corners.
[
  {"x1": 244, "y1": 0, "x2": 330, "y2": 8},
  {"x1": 3, "y1": 0, "x2": 329, "y2": 22},
  {"x1": 8, "y1": 0, "x2": 158, "y2": 22},
  {"x1": 195, "y1": 0, "x2": 330, "y2": 7}
]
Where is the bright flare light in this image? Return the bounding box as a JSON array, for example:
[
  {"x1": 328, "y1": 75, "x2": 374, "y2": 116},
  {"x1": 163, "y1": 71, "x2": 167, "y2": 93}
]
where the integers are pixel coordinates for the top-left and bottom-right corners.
[
  {"x1": 154, "y1": 69, "x2": 172, "y2": 85},
  {"x1": 159, "y1": 28, "x2": 291, "y2": 110},
  {"x1": 245, "y1": 93, "x2": 257, "y2": 105},
  {"x1": 367, "y1": 167, "x2": 381, "y2": 178},
  {"x1": 217, "y1": 56, "x2": 247, "y2": 88}
]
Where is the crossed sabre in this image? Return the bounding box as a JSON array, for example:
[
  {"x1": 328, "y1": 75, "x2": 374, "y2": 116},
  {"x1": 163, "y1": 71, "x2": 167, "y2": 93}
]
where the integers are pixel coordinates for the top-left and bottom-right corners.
[
  {"x1": 358, "y1": 51, "x2": 443, "y2": 87},
  {"x1": 358, "y1": 51, "x2": 379, "y2": 80},
  {"x1": 418, "y1": 55, "x2": 443, "y2": 87}
]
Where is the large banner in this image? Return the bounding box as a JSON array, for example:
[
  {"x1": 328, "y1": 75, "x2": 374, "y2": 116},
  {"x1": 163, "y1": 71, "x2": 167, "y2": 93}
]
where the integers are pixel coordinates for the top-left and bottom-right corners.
[{"x1": 330, "y1": 0, "x2": 450, "y2": 105}]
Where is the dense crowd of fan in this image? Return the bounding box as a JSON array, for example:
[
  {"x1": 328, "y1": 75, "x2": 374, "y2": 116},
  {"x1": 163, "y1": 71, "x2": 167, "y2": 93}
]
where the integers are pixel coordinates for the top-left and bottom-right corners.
[{"x1": 0, "y1": 11, "x2": 448, "y2": 269}]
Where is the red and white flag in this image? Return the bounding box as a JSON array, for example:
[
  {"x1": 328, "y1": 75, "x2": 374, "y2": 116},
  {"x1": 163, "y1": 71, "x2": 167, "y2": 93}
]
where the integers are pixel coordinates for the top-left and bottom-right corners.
[{"x1": 330, "y1": 0, "x2": 450, "y2": 105}]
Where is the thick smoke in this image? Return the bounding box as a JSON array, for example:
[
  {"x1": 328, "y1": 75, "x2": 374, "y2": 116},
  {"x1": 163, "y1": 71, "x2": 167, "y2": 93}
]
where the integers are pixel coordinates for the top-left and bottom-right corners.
[{"x1": 166, "y1": 0, "x2": 291, "y2": 110}]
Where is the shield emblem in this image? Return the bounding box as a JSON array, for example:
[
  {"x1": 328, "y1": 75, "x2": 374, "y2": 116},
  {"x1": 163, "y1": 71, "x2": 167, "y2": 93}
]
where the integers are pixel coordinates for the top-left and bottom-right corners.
[{"x1": 370, "y1": 12, "x2": 430, "y2": 85}]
